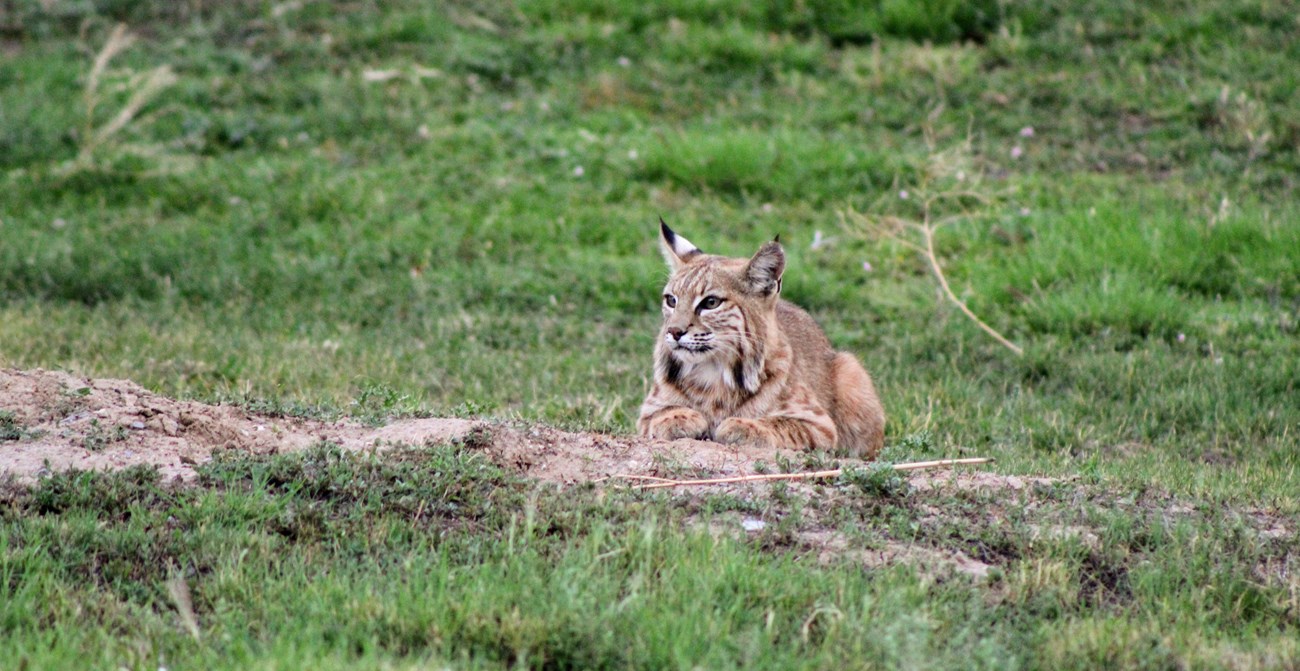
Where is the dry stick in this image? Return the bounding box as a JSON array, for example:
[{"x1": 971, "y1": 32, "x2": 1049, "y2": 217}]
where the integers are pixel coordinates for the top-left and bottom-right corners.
[
  {"x1": 610, "y1": 474, "x2": 687, "y2": 484},
  {"x1": 857, "y1": 169, "x2": 1024, "y2": 357},
  {"x1": 919, "y1": 221, "x2": 1024, "y2": 356},
  {"x1": 623, "y1": 457, "x2": 994, "y2": 490}
]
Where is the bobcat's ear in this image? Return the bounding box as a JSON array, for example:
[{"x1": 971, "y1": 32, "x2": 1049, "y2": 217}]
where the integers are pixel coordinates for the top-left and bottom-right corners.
[
  {"x1": 659, "y1": 217, "x2": 702, "y2": 270},
  {"x1": 743, "y1": 239, "x2": 784, "y2": 296}
]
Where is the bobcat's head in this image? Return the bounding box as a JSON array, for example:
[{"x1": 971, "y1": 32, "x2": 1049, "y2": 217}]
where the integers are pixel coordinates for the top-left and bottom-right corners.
[{"x1": 655, "y1": 219, "x2": 784, "y2": 394}]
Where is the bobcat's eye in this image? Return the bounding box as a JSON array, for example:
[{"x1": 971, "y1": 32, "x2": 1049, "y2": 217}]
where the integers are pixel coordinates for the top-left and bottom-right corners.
[
  {"x1": 697, "y1": 296, "x2": 723, "y2": 311},
  {"x1": 663, "y1": 294, "x2": 677, "y2": 308}
]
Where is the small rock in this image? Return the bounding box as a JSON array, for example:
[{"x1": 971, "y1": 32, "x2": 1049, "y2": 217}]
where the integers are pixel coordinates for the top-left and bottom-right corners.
[
  {"x1": 151, "y1": 415, "x2": 180, "y2": 436},
  {"x1": 60, "y1": 412, "x2": 90, "y2": 425},
  {"x1": 742, "y1": 518, "x2": 766, "y2": 532},
  {"x1": 129, "y1": 421, "x2": 146, "y2": 430}
]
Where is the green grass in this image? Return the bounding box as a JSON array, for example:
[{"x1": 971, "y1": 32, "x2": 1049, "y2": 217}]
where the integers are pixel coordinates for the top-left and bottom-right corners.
[
  {"x1": 3, "y1": 446, "x2": 1295, "y2": 669},
  {"x1": 1, "y1": 0, "x2": 1298, "y2": 667}
]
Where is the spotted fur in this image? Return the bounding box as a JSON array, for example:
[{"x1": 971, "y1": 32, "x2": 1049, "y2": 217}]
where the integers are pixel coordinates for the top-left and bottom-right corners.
[{"x1": 637, "y1": 220, "x2": 886, "y2": 457}]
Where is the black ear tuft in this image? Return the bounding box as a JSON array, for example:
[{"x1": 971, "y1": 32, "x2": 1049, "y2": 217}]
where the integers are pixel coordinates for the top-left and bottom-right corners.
[
  {"x1": 773, "y1": 233, "x2": 780, "y2": 244},
  {"x1": 660, "y1": 216, "x2": 675, "y2": 245},
  {"x1": 658, "y1": 217, "x2": 702, "y2": 269}
]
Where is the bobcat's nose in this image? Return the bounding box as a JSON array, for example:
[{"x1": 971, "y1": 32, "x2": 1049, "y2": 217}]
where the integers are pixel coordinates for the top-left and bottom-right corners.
[{"x1": 666, "y1": 327, "x2": 686, "y2": 341}]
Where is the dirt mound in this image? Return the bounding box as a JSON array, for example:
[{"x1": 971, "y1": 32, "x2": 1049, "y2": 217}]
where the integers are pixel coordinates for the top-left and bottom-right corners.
[
  {"x1": 0, "y1": 368, "x2": 820, "y2": 484},
  {"x1": 1, "y1": 367, "x2": 1066, "y2": 579},
  {"x1": 2, "y1": 367, "x2": 361, "y2": 481},
  {"x1": 1, "y1": 367, "x2": 1025, "y2": 496}
]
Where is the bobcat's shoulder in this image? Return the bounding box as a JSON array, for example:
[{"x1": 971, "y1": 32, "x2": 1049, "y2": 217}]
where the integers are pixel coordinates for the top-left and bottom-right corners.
[{"x1": 637, "y1": 221, "x2": 885, "y2": 457}]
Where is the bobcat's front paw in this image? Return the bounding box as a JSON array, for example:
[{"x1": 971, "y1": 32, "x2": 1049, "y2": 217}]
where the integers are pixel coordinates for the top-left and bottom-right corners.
[
  {"x1": 641, "y1": 407, "x2": 709, "y2": 441},
  {"x1": 714, "y1": 417, "x2": 775, "y2": 449}
]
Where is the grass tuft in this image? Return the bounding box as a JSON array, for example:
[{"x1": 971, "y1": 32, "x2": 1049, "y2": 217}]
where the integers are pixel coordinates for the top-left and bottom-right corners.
[{"x1": 63, "y1": 23, "x2": 183, "y2": 175}]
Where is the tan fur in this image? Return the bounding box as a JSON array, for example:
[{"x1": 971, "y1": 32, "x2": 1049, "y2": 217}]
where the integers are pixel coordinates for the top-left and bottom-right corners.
[{"x1": 637, "y1": 222, "x2": 886, "y2": 457}]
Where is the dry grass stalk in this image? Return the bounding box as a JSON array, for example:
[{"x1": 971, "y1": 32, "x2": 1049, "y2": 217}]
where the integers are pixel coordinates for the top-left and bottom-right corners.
[
  {"x1": 846, "y1": 133, "x2": 1024, "y2": 356},
  {"x1": 84, "y1": 66, "x2": 178, "y2": 158},
  {"x1": 165, "y1": 574, "x2": 202, "y2": 641},
  {"x1": 619, "y1": 457, "x2": 994, "y2": 490},
  {"x1": 73, "y1": 23, "x2": 179, "y2": 169}
]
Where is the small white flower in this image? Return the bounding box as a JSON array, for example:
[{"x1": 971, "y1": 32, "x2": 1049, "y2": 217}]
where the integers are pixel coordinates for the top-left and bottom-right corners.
[
  {"x1": 617, "y1": 56, "x2": 631, "y2": 67},
  {"x1": 898, "y1": 189, "x2": 909, "y2": 200},
  {"x1": 627, "y1": 149, "x2": 639, "y2": 160},
  {"x1": 761, "y1": 203, "x2": 774, "y2": 213},
  {"x1": 809, "y1": 230, "x2": 837, "y2": 250},
  {"x1": 573, "y1": 166, "x2": 585, "y2": 177},
  {"x1": 1177, "y1": 333, "x2": 1186, "y2": 342},
  {"x1": 52, "y1": 218, "x2": 67, "y2": 229},
  {"x1": 1010, "y1": 145, "x2": 1024, "y2": 159},
  {"x1": 1019, "y1": 126, "x2": 1035, "y2": 138},
  {"x1": 862, "y1": 261, "x2": 873, "y2": 272},
  {"x1": 1019, "y1": 207, "x2": 1031, "y2": 216},
  {"x1": 417, "y1": 124, "x2": 431, "y2": 139}
]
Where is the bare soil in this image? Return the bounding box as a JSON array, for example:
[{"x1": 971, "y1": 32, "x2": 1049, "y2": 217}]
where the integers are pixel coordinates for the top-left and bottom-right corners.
[
  {"x1": 1, "y1": 367, "x2": 1027, "y2": 493},
  {"x1": 6, "y1": 368, "x2": 1290, "y2": 583},
  {"x1": 0, "y1": 367, "x2": 805, "y2": 485},
  {"x1": 0, "y1": 367, "x2": 1071, "y2": 578}
]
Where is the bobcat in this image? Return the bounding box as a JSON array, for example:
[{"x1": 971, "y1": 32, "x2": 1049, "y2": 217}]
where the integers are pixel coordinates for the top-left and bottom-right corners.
[{"x1": 637, "y1": 220, "x2": 886, "y2": 457}]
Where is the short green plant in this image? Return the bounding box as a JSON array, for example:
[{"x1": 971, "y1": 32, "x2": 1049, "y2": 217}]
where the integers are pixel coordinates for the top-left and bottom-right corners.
[
  {"x1": 0, "y1": 411, "x2": 43, "y2": 442},
  {"x1": 81, "y1": 419, "x2": 127, "y2": 451},
  {"x1": 350, "y1": 382, "x2": 423, "y2": 427},
  {"x1": 839, "y1": 462, "x2": 911, "y2": 499}
]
